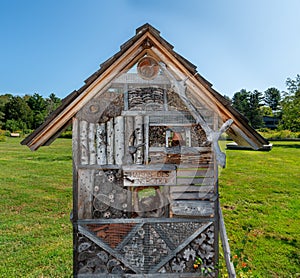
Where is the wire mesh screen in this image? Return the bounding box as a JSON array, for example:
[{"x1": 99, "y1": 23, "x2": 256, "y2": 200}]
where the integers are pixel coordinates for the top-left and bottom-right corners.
[{"x1": 77, "y1": 220, "x2": 217, "y2": 276}]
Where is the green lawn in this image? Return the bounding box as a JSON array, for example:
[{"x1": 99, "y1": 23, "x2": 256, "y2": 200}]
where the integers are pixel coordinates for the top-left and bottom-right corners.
[
  {"x1": 0, "y1": 138, "x2": 299, "y2": 277},
  {"x1": 219, "y1": 141, "x2": 300, "y2": 277}
]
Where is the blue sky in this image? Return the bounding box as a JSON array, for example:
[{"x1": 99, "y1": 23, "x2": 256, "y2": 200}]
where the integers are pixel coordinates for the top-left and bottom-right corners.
[{"x1": 1, "y1": 0, "x2": 299, "y2": 99}]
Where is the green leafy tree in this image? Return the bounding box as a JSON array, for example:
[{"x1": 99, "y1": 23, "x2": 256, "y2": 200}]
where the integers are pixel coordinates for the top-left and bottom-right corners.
[
  {"x1": 4, "y1": 96, "x2": 33, "y2": 131},
  {"x1": 260, "y1": 106, "x2": 273, "y2": 117},
  {"x1": 279, "y1": 75, "x2": 300, "y2": 131},
  {"x1": 27, "y1": 93, "x2": 48, "y2": 129},
  {"x1": 0, "y1": 94, "x2": 12, "y2": 129},
  {"x1": 264, "y1": 87, "x2": 281, "y2": 111}
]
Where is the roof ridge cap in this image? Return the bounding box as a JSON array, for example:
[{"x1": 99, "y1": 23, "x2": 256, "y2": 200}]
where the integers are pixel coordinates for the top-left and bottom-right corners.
[{"x1": 136, "y1": 23, "x2": 160, "y2": 35}]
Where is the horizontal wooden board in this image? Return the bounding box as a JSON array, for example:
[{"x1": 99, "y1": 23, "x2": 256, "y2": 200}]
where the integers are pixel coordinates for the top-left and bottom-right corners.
[
  {"x1": 176, "y1": 169, "x2": 214, "y2": 178},
  {"x1": 176, "y1": 177, "x2": 214, "y2": 186},
  {"x1": 169, "y1": 185, "x2": 214, "y2": 193},
  {"x1": 123, "y1": 169, "x2": 176, "y2": 187},
  {"x1": 170, "y1": 192, "x2": 215, "y2": 200},
  {"x1": 171, "y1": 200, "x2": 214, "y2": 217}
]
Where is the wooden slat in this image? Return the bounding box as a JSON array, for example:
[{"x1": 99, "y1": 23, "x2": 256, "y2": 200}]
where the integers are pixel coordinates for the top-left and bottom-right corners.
[
  {"x1": 170, "y1": 192, "x2": 215, "y2": 200},
  {"x1": 176, "y1": 169, "x2": 214, "y2": 178},
  {"x1": 170, "y1": 185, "x2": 214, "y2": 193},
  {"x1": 171, "y1": 200, "x2": 214, "y2": 217},
  {"x1": 176, "y1": 177, "x2": 214, "y2": 186}
]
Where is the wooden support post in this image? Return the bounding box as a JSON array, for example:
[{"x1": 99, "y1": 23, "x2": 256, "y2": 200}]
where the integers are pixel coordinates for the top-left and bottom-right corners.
[
  {"x1": 107, "y1": 118, "x2": 114, "y2": 165},
  {"x1": 219, "y1": 202, "x2": 236, "y2": 278},
  {"x1": 88, "y1": 123, "x2": 96, "y2": 165},
  {"x1": 79, "y1": 120, "x2": 88, "y2": 165},
  {"x1": 114, "y1": 116, "x2": 125, "y2": 165},
  {"x1": 96, "y1": 123, "x2": 107, "y2": 165}
]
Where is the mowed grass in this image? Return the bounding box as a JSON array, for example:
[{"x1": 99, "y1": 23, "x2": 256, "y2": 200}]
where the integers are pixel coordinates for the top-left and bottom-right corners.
[
  {"x1": 0, "y1": 138, "x2": 73, "y2": 277},
  {"x1": 0, "y1": 138, "x2": 299, "y2": 277},
  {"x1": 219, "y1": 141, "x2": 300, "y2": 277}
]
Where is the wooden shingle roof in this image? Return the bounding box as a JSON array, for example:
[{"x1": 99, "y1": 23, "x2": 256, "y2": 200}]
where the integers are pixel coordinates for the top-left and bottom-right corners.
[{"x1": 21, "y1": 23, "x2": 269, "y2": 151}]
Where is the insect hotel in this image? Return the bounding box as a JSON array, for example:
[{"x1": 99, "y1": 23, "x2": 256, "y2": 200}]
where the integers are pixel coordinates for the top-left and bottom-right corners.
[{"x1": 22, "y1": 24, "x2": 270, "y2": 277}]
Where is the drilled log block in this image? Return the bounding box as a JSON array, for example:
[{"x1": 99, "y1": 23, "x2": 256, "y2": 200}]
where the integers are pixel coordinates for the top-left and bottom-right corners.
[
  {"x1": 171, "y1": 200, "x2": 214, "y2": 217},
  {"x1": 96, "y1": 123, "x2": 107, "y2": 165},
  {"x1": 78, "y1": 169, "x2": 94, "y2": 219},
  {"x1": 134, "y1": 115, "x2": 144, "y2": 164},
  {"x1": 80, "y1": 120, "x2": 88, "y2": 165},
  {"x1": 114, "y1": 116, "x2": 125, "y2": 165},
  {"x1": 106, "y1": 118, "x2": 114, "y2": 164},
  {"x1": 88, "y1": 122, "x2": 96, "y2": 165}
]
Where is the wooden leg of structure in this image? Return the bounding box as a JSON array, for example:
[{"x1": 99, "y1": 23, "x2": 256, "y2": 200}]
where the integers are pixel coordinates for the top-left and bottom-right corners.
[{"x1": 219, "y1": 201, "x2": 236, "y2": 278}]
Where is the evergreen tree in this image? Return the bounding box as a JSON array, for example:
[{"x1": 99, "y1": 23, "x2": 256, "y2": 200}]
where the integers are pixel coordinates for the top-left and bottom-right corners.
[
  {"x1": 264, "y1": 87, "x2": 281, "y2": 111},
  {"x1": 232, "y1": 89, "x2": 263, "y2": 129}
]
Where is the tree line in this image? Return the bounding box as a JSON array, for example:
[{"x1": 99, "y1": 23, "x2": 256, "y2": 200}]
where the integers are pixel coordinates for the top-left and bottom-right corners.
[
  {"x1": 228, "y1": 74, "x2": 300, "y2": 131},
  {"x1": 0, "y1": 74, "x2": 299, "y2": 133},
  {"x1": 0, "y1": 93, "x2": 61, "y2": 133}
]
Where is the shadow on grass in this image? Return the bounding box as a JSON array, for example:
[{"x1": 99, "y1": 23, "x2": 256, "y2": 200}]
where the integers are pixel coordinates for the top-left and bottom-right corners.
[
  {"x1": 23, "y1": 155, "x2": 73, "y2": 162},
  {"x1": 273, "y1": 143, "x2": 300, "y2": 149}
]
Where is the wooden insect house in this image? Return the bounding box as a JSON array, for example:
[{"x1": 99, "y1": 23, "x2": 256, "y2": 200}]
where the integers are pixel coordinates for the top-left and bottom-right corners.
[{"x1": 22, "y1": 24, "x2": 270, "y2": 277}]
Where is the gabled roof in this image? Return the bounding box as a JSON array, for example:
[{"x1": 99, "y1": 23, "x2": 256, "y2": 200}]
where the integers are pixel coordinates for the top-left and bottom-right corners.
[{"x1": 21, "y1": 23, "x2": 269, "y2": 151}]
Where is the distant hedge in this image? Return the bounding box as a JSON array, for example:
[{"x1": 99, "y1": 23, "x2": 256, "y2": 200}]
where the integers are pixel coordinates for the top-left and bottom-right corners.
[
  {"x1": 0, "y1": 130, "x2": 6, "y2": 142},
  {"x1": 258, "y1": 129, "x2": 300, "y2": 140}
]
